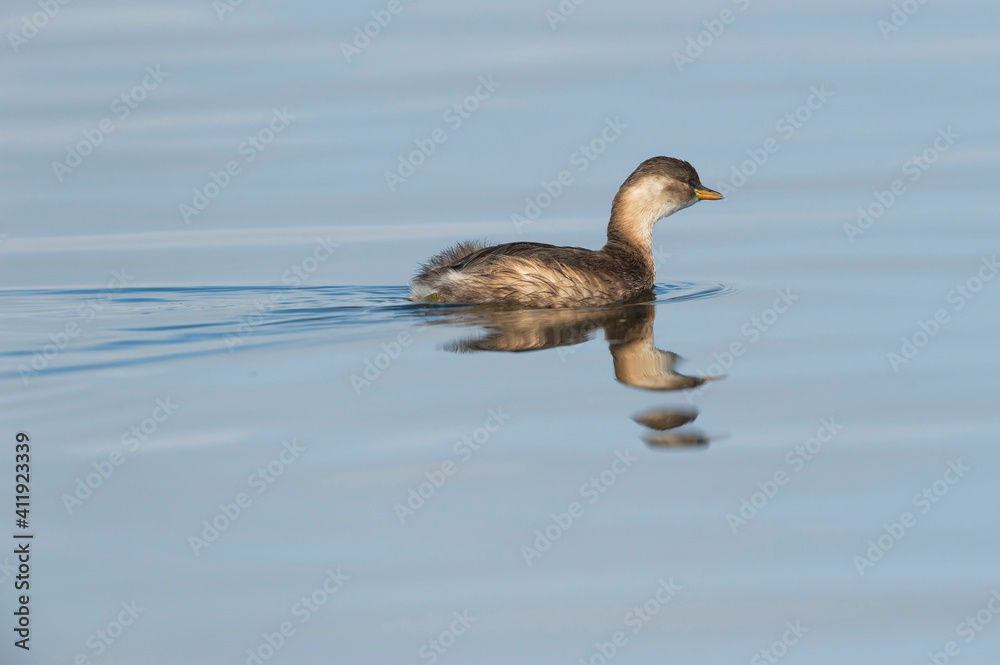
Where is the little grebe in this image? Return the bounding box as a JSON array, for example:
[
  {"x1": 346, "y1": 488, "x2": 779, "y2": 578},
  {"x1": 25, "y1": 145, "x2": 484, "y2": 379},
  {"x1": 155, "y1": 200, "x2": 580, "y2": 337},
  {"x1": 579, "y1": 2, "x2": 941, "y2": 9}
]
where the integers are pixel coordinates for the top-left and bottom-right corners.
[{"x1": 410, "y1": 156, "x2": 722, "y2": 308}]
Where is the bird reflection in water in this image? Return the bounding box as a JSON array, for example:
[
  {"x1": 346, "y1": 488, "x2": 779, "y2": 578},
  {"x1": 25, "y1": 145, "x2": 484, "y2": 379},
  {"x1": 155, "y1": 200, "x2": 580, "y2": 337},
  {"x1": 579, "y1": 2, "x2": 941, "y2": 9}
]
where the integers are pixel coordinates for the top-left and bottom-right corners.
[{"x1": 424, "y1": 299, "x2": 724, "y2": 449}]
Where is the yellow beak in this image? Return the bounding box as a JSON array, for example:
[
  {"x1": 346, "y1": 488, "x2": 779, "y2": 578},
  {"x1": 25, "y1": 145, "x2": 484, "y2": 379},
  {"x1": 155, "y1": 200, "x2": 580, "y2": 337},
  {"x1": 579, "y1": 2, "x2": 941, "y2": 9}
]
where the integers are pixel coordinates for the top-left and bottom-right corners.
[{"x1": 695, "y1": 187, "x2": 724, "y2": 200}]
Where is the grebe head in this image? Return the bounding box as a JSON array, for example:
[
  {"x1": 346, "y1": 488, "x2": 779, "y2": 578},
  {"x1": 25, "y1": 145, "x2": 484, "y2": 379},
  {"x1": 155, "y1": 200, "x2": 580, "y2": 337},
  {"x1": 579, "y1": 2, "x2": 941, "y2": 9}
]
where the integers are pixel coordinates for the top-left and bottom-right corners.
[{"x1": 608, "y1": 156, "x2": 722, "y2": 248}]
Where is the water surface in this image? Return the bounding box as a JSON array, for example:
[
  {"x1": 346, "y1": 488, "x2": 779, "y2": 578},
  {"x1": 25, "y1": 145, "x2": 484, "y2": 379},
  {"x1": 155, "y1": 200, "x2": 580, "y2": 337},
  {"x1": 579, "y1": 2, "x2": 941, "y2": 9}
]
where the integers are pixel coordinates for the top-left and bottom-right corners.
[{"x1": 1, "y1": 1, "x2": 999, "y2": 664}]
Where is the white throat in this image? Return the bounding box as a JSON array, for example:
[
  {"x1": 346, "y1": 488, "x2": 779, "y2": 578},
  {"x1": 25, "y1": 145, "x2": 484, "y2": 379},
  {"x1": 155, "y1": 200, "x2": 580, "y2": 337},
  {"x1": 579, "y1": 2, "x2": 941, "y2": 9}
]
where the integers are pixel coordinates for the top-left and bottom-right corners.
[{"x1": 610, "y1": 180, "x2": 695, "y2": 250}]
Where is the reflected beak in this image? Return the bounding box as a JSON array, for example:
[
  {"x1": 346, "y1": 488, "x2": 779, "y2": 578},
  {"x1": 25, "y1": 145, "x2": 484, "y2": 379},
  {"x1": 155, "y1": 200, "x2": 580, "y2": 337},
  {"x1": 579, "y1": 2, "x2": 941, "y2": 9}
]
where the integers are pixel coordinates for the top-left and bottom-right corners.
[{"x1": 695, "y1": 187, "x2": 724, "y2": 201}]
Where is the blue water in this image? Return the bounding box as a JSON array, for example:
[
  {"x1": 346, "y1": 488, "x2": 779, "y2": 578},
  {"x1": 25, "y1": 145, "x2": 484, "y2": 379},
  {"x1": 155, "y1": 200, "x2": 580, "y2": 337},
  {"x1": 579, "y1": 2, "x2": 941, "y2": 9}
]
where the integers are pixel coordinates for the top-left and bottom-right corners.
[{"x1": 2, "y1": 1, "x2": 1000, "y2": 664}]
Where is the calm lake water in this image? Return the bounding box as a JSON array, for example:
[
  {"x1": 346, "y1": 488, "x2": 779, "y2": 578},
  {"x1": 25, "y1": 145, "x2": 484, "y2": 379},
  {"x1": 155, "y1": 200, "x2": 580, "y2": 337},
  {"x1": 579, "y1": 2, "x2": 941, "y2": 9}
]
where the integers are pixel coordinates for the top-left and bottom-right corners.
[{"x1": 2, "y1": 1, "x2": 999, "y2": 664}]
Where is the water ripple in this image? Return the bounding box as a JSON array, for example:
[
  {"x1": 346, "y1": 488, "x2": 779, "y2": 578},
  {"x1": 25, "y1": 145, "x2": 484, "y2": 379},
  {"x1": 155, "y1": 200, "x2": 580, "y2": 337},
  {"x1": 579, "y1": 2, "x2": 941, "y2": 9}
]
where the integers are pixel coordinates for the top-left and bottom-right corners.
[{"x1": 0, "y1": 282, "x2": 735, "y2": 381}]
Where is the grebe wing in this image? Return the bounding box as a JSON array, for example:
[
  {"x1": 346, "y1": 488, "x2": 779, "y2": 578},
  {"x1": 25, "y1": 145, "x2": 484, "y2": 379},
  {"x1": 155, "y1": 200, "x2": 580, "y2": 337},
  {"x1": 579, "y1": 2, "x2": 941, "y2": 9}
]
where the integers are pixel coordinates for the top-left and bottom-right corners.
[{"x1": 447, "y1": 242, "x2": 589, "y2": 271}]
